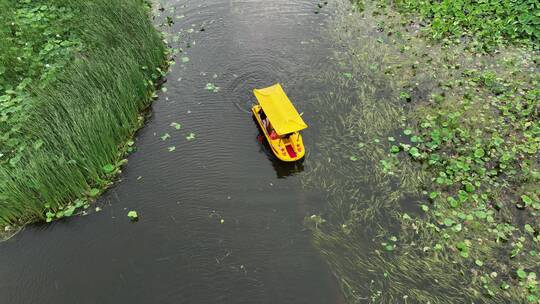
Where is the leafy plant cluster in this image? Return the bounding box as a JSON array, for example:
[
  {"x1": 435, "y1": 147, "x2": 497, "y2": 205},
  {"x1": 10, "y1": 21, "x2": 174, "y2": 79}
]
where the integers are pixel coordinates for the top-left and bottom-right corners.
[
  {"x1": 393, "y1": 0, "x2": 540, "y2": 50},
  {"x1": 354, "y1": 0, "x2": 540, "y2": 51},
  {"x1": 0, "y1": 1, "x2": 82, "y2": 90},
  {"x1": 0, "y1": 0, "x2": 83, "y2": 163},
  {"x1": 389, "y1": 64, "x2": 540, "y2": 299},
  {"x1": 304, "y1": 1, "x2": 539, "y2": 302},
  {"x1": 350, "y1": 0, "x2": 540, "y2": 299}
]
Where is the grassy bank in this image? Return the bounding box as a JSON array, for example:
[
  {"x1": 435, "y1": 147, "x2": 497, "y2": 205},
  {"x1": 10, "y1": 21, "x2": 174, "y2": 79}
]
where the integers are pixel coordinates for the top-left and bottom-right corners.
[
  {"x1": 0, "y1": 0, "x2": 166, "y2": 231},
  {"x1": 306, "y1": 1, "x2": 538, "y2": 303}
]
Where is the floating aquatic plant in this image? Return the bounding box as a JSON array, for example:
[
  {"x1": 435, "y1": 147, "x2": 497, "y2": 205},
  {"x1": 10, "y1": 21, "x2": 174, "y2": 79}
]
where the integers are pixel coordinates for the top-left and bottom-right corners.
[
  {"x1": 205, "y1": 83, "x2": 220, "y2": 92},
  {"x1": 186, "y1": 133, "x2": 196, "y2": 140},
  {"x1": 127, "y1": 210, "x2": 138, "y2": 221}
]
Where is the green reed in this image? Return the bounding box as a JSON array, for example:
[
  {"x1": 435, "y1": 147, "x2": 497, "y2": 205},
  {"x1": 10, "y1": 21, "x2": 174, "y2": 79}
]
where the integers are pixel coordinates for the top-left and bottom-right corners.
[{"x1": 0, "y1": 0, "x2": 166, "y2": 228}]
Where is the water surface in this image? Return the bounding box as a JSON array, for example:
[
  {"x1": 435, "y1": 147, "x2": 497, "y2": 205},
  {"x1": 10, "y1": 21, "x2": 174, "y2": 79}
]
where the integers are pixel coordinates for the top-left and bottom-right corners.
[{"x1": 0, "y1": 0, "x2": 345, "y2": 303}]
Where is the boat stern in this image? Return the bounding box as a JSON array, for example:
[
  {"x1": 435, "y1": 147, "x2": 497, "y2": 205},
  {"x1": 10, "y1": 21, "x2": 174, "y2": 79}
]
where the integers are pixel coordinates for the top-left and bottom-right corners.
[{"x1": 273, "y1": 133, "x2": 305, "y2": 162}]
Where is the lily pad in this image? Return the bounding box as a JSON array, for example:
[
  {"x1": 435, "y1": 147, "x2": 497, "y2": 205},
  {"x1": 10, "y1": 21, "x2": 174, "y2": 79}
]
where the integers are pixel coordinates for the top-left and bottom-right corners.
[
  {"x1": 517, "y1": 268, "x2": 527, "y2": 280},
  {"x1": 443, "y1": 218, "x2": 454, "y2": 227},
  {"x1": 474, "y1": 148, "x2": 485, "y2": 158},
  {"x1": 399, "y1": 91, "x2": 411, "y2": 101},
  {"x1": 205, "y1": 83, "x2": 220, "y2": 92},
  {"x1": 127, "y1": 210, "x2": 138, "y2": 221},
  {"x1": 102, "y1": 164, "x2": 115, "y2": 174},
  {"x1": 161, "y1": 133, "x2": 171, "y2": 141},
  {"x1": 89, "y1": 188, "x2": 100, "y2": 197},
  {"x1": 63, "y1": 205, "x2": 76, "y2": 217},
  {"x1": 409, "y1": 147, "x2": 421, "y2": 158}
]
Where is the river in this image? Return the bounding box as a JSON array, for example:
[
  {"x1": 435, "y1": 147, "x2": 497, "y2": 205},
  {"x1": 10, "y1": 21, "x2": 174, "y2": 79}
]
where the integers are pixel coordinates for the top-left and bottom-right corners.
[{"x1": 0, "y1": 0, "x2": 346, "y2": 303}]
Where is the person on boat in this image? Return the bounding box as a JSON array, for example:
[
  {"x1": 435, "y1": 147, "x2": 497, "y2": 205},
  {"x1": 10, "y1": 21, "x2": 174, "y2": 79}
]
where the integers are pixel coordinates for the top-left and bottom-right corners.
[
  {"x1": 259, "y1": 108, "x2": 278, "y2": 140},
  {"x1": 269, "y1": 128, "x2": 279, "y2": 140},
  {"x1": 260, "y1": 109, "x2": 270, "y2": 130}
]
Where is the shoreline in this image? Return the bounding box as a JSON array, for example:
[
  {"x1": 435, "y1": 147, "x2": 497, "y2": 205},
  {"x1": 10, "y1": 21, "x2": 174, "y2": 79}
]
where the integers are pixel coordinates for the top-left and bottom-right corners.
[{"x1": 0, "y1": 0, "x2": 168, "y2": 236}]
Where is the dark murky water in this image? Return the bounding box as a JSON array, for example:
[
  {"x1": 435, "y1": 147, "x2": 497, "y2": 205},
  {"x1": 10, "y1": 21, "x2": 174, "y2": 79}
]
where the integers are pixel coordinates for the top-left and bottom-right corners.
[{"x1": 0, "y1": 0, "x2": 344, "y2": 303}]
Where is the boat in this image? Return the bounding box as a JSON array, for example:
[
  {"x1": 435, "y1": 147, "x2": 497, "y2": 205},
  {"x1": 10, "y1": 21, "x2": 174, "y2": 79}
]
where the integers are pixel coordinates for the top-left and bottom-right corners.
[{"x1": 251, "y1": 83, "x2": 307, "y2": 162}]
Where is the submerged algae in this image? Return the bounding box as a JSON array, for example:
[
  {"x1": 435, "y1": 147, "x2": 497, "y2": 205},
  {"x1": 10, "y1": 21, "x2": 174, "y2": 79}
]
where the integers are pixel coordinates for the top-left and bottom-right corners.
[{"x1": 305, "y1": 1, "x2": 539, "y2": 303}]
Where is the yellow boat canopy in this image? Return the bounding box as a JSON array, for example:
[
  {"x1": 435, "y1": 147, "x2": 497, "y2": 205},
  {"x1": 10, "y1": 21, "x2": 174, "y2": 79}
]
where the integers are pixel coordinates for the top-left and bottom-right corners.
[{"x1": 253, "y1": 83, "x2": 308, "y2": 135}]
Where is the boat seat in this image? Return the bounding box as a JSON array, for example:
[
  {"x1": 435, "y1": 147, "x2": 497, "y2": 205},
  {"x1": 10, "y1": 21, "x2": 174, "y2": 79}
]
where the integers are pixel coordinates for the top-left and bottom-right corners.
[{"x1": 285, "y1": 145, "x2": 296, "y2": 158}]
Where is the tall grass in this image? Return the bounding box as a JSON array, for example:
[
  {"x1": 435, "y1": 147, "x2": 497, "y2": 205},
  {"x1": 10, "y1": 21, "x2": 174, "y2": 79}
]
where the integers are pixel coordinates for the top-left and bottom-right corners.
[{"x1": 0, "y1": 0, "x2": 165, "y2": 227}]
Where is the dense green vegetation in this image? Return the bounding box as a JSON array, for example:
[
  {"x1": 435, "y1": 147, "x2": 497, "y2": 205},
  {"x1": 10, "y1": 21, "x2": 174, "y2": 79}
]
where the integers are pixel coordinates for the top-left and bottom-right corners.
[
  {"x1": 395, "y1": 65, "x2": 539, "y2": 300},
  {"x1": 307, "y1": 0, "x2": 539, "y2": 303},
  {"x1": 359, "y1": 0, "x2": 540, "y2": 51},
  {"x1": 387, "y1": 55, "x2": 539, "y2": 301},
  {"x1": 392, "y1": 0, "x2": 540, "y2": 50},
  {"x1": 0, "y1": 0, "x2": 166, "y2": 230}
]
